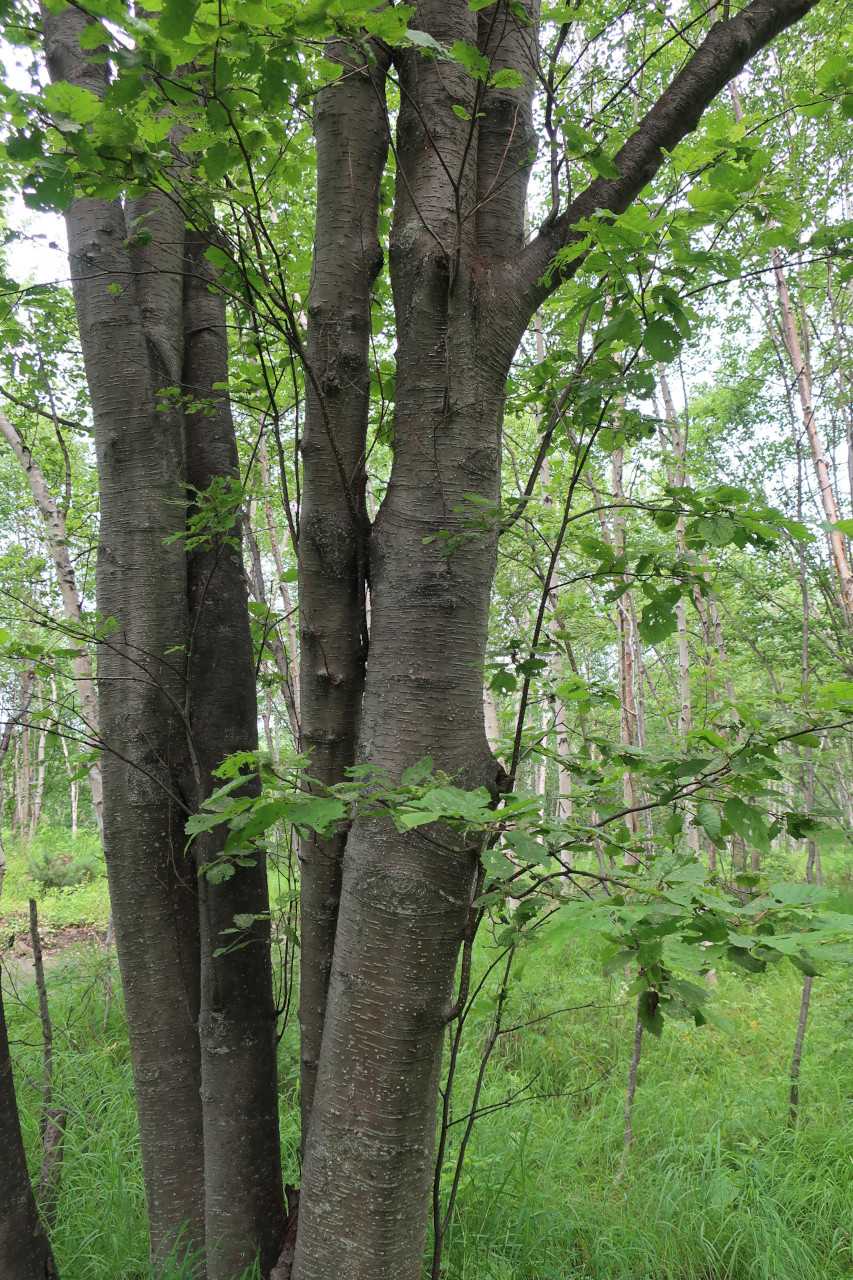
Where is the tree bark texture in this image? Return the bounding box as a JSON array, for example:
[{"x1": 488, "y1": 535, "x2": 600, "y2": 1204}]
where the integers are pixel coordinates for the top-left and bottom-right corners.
[
  {"x1": 0, "y1": 979, "x2": 58, "y2": 1280},
  {"x1": 294, "y1": 4, "x2": 536, "y2": 1274},
  {"x1": 293, "y1": 4, "x2": 821, "y2": 1277},
  {"x1": 183, "y1": 231, "x2": 285, "y2": 1278},
  {"x1": 297, "y1": 38, "x2": 389, "y2": 1144},
  {"x1": 41, "y1": 8, "x2": 284, "y2": 1271}
]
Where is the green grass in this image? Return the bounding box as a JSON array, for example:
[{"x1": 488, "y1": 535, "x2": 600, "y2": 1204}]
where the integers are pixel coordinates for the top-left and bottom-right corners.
[
  {"x1": 3, "y1": 833, "x2": 853, "y2": 1279},
  {"x1": 1, "y1": 827, "x2": 110, "y2": 929}
]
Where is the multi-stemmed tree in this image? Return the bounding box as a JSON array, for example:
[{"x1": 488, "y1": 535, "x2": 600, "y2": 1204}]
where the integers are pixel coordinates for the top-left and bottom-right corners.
[{"x1": 2, "y1": 1, "x2": 831, "y2": 1277}]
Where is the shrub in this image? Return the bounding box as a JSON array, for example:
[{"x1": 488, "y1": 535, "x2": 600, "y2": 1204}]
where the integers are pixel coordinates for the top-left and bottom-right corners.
[{"x1": 26, "y1": 829, "x2": 104, "y2": 891}]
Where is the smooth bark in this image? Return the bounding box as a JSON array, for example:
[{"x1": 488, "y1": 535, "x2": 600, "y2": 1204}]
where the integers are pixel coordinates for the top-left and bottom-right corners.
[{"x1": 42, "y1": 9, "x2": 284, "y2": 1268}]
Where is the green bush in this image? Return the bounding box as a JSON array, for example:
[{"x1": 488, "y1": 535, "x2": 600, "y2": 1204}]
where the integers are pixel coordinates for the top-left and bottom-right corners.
[{"x1": 26, "y1": 828, "x2": 104, "y2": 891}]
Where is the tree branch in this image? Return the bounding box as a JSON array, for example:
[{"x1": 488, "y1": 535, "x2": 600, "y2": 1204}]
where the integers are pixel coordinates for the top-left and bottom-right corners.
[{"x1": 496, "y1": 0, "x2": 821, "y2": 334}]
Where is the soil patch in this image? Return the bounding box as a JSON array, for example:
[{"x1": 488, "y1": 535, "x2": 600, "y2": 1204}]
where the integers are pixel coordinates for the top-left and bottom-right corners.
[{"x1": 1, "y1": 924, "x2": 107, "y2": 971}]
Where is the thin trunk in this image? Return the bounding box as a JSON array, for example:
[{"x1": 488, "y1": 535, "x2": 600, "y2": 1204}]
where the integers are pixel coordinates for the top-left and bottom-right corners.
[
  {"x1": 0, "y1": 410, "x2": 104, "y2": 837},
  {"x1": 244, "y1": 506, "x2": 300, "y2": 745},
  {"x1": 789, "y1": 975, "x2": 813, "y2": 1124},
  {"x1": 619, "y1": 1010, "x2": 644, "y2": 1176},
  {"x1": 20, "y1": 718, "x2": 32, "y2": 835},
  {"x1": 182, "y1": 229, "x2": 285, "y2": 1278},
  {"x1": 259, "y1": 431, "x2": 300, "y2": 725},
  {"x1": 51, "y1": 677, "x2": 78, "y2": 837},
  {"x1": 29, "y1": 682, "x2": 47, "y2": 840},
  {"x1": 772, "y1": 255, "x2": 853, "y2": 616},
  {"x1": 659, "y1": 374, "x2": 701, "y2": 857},
  {"x1": 612, "y1": 448, "x2": 640, "y2": 859},
  {"x1": 0, "y1": 667, "x2": 36, "y2": 893},
  {"x1": 296, "y1": 37, "x2": 388, "y2": 1147},
  {"x1": 790, "y1": 541, "x2": 818, "y2": 1125},
  {"x1": 29, "y1": 900, "x2": 66, "y2": 1230},
  {"x1": 483, "y1": 685, "x2": 501, "y2": 752}
]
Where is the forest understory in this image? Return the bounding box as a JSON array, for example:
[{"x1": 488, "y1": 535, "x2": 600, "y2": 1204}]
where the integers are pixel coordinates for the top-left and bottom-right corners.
[{"x1": 2, "y1": 835, "x2": 853, "y2": 1280}]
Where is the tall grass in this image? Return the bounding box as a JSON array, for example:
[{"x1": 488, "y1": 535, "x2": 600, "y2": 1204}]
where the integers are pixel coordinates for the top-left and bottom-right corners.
[{"x1": 2, "y1": 830, "x2": 852, "y2": 1278}]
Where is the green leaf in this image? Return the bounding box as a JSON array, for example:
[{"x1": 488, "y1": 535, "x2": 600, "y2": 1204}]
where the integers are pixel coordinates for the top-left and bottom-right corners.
[
  {"x1": 159, "y1": 0, "x2": 200, "y2": 42},
  {"x1": 696, "y1": 802, "x2": 721, "y2": 841},
  {"x1": 638, "y1": 990, "x2": 664, "y2": 1038},
  {"x1": 405, "y1": 29, "x2": 455, "y2": 59},
  {"x1": 664, "y1": 812, "x2": 683, "y2": 837},
  {"x1": 286, "y1": 797, "x2": 346, "y2": 833},
  {"x1": 44, "y1": 81, "x2": 103, "y2": 125},
  {"x1": 401, "y1": 756, "x2": 434, "y2": 786},
  {"x1": 491, "y1": 669, "x2": 517, "y2": 694},
  {"x1": 642, "y1": 319, "x2": 682, "y2": 363},
  {"x1": 590, "y1": 151, "x2": 621, "y2": 180},
  {"x1": 363, "y1": 3, "x2": 414, "y2": 42},
  {"x1": 23, "y1": 163, "x2": 74, "y2": 212},
  {"x1": 491, "y1": 68, "x2": 525, "y2": 89},
  {"x1": 78, "y1": 20, "x2": 110, "y2": 49},
  {"x1": 639, "y1": 597, "x2": 678, "y2": 644},
  {"x1": 789, "y1": 731, "x2": 820, "y2": 747},
  {"x1": 451, "y1": 40, "x2": 490, "y2": 80},
  {"x1": 723, "y1": 796, "x2": 753, "y2": 841}
]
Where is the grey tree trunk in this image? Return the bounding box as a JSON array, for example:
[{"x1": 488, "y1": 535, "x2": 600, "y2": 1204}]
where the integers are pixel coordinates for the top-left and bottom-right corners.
[
  {"x1": 293, "y1": 3, "x2": 821, "y2": 1277},
  {"x1": 0, "y1": 409, "x2": 104, "y2": 837},
  {"x1": 297, "y1": 37, "x2": 388, "y2": 1144},
  {"x1": 41, "y1": 8, "x2": 284, "y2": 1271},
  {"x1": 183, "y1": 230, "x2": 285, "y2": 1278}
]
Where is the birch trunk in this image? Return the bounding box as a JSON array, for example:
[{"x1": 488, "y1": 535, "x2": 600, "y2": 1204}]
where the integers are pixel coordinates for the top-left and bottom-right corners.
[
  {"x1": 658, "y1": 373, "x2": 701, "y2": 856},
  {"x1": 771, "y1": 256, "x2": 853, "y2": 615},
  {"x1": 0, "y1": 410, "x2": 104, "y2": 836}
]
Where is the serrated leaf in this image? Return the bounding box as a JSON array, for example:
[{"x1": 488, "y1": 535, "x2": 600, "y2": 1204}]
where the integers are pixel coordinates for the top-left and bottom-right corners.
[
  {"x1": 451, "y1": 40, "x2": 490, "y2": 80},
  {"x1": 405, "y1": 29, "x2": 454, "y2": 59},
  {"x1": 491, "y1": 68, "x2": 524, "y2": 89},
  {"x1": 159, "y1": 0, "x2": 199, "y2": 41}
]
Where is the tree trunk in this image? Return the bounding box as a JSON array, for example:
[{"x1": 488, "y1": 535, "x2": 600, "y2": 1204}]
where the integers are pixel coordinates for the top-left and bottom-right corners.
[
  {"x1": 182, "y1": 230, "x2": 285, "y2": 1279},
  {"x1": 772, "y1": 254, "x2": 853, "y2": 615},
  {"x1": 293, "y1": 6, "x2": 821, "y2": 1272},
  {"x1": 658, "y1": 373, "x2": 701, "y2": 857},
  {"x1": 41, "y1": 11, "x2": 286, "y2": 1270},
  {"x1": 29, "y1": 681, "x2": 48, "y2": 840},
  {"x1": 295, "y1": 6, "x2": 536, "y2": 1274},
  {"x1": 296, "y1": 37, "x2": 388, "y2": 1145},
  {"x1": 0, "y1": 408, "x2": 104, "y2": 836},
  {"x1": 0, "y1": 978, "x2": 58, "y2": 1280}
]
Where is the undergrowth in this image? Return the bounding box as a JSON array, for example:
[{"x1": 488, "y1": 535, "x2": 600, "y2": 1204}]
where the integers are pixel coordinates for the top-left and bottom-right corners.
[{"x1": 1, "y1": 836, "x2": 852, "y2": 1279}]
